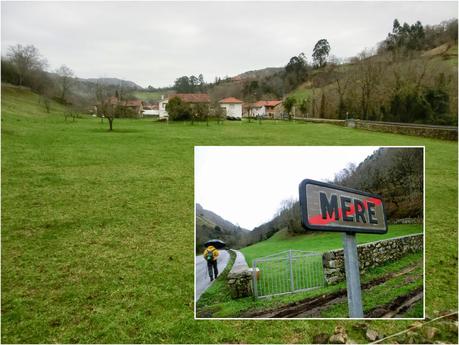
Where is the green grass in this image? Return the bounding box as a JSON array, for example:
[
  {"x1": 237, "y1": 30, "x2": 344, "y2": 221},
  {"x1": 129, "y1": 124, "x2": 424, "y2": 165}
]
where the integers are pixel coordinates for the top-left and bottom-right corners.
[
  {"x1": 197, "y1": 252, "x2": 423, "y2": 319},
  {"x1": 320, "y1": 264, "x2": 423, "y2": 318},
  {"x1": 288, "y1": 87, "x2": 313, "y2": 103},
  {"x1": 241, "y1": 224, "x2": 422, "y2": 266},
  {"x1": 131, "y1": 90, "x2": 162, "y2": 101},
  {"x1": 1, "y1": 84, "x2": 457, "y2": 343}
]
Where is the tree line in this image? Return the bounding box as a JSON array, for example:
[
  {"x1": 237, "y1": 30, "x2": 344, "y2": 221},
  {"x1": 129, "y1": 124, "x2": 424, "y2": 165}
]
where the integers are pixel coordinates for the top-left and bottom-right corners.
[
  {"x1": 247, "y1": 147, "x2": 423, "y2": 242},
  {"x1": 333, "y1": 148, "x2": 423, "y2": 221},
  {"x1": 282, "y1": 19, "x2": 458, "y2": 125},
  {"x1": 204, "y1": 18, "x2": 457, "y2": 125},
  {"x1": 1, "y1": 44, "x2": 76, "y2": 107}
]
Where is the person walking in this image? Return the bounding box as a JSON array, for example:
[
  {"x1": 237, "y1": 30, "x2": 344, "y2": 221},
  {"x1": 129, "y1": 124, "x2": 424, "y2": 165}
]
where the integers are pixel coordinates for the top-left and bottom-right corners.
[{"x1": 203, "y1": 245, "x2": 219, "y2": 281}]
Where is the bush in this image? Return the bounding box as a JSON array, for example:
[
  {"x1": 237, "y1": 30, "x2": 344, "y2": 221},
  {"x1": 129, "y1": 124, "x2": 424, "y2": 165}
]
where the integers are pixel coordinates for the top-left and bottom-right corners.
[{"x1": 166, "y1": 97, "x2": 192, "y2": 121}]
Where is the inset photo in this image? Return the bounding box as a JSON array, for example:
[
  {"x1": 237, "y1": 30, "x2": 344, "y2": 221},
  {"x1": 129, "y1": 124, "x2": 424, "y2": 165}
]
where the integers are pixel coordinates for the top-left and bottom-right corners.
[{"x1": 194, "y1": 146, "x2": 424, "y2": 319}]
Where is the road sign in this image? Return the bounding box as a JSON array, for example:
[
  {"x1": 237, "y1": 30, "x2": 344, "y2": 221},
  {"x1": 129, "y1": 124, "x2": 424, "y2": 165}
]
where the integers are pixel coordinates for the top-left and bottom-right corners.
[
  {"x1": 299, "y1": 179, "x2": 387, "y2": 234},
  {"x1": 299, "y1": 179, "x2": 388, "y2": 318}
]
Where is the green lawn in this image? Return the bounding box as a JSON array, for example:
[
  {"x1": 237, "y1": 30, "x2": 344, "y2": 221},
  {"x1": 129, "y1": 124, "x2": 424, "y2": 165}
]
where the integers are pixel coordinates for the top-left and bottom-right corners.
[
  {"x1": 131, "y1": 90, "x2": 162, "y2": 101},
  {"x1": 200, "y1": 252, "x2": 423, "y2": 320},
  {"x1": 241, "y1": 224, "x2": 423, "y2": 266},
  {"x1": 1, "y1": 85, "x2": 457, "y2": 343},
  {"x1": 288, "y1": 87, "x2": 313, "y2": 103}
]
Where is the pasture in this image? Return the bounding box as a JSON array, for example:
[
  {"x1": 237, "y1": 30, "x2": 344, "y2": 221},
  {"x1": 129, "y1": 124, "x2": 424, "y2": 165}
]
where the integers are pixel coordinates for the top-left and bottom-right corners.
[
  {"x1": 241, "y1": 224, "x2": 423, "y2": 267},
  {"x1": 1, "y1": 85, "x2": 457, "y2": 343}
]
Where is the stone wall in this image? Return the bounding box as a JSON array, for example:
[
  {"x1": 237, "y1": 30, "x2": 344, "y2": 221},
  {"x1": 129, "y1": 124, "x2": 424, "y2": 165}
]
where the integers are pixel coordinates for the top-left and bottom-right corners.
[
  {"x1": 294, "y1": 117, "x2": 457, "y2": 141},
  {"x1": 322, "y1": 234, "x2": 423, "y2": 284},
  {"x1": 352, "y1": 120, "x2": 457, "y2": 141},
  {"x1": 227, "y1": 250, "x2": 253, "y2": 298}
]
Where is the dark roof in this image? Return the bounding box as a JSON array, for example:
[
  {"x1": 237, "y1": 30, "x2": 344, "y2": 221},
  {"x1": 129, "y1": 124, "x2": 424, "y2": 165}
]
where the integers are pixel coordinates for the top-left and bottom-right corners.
[{"x1": 169, "y1": 93, "x2": 210, "y2": 103}]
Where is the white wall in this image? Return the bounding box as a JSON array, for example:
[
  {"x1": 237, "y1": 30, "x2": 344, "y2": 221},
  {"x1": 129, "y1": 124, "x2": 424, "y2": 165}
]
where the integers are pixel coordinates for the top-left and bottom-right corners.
[
  {"x1": 221, "y1": 103, "x2": 242, "y2": 118},
  {"x1": 143, "y1": 109, "x2": 159, "y2": 116},
  {"x1": 158, "y1": 99, "x2": 169, "y2": 119},
  {"x1": 250, "y1": 106, "x2": 265, "y2": 117}
]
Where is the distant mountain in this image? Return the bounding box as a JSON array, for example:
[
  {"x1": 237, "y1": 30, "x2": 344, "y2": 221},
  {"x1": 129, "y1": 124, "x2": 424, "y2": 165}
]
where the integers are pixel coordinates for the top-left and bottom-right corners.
[
  {"x1": 196, "y1": 204, "x2": 251, "y2": 252},
  {"x1": 37, "y1": 72, "x2": 144, "y2": 106},
  {"x1": 82, "y1": 77, "x2": 143, "y2": 90}
]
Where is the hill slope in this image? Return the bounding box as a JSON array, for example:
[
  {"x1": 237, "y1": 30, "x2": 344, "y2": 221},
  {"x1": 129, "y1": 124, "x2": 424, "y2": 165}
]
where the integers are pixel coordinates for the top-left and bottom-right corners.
[{"x1": 196, "y1": 204, "x2": 251, "y2": 251}]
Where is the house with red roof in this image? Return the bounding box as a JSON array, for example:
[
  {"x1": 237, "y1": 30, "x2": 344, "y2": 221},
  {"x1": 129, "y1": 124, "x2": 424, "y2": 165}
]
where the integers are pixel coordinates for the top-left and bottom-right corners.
[
  {"x1": 250, "y1": 100, "x2": 283, "y2": 118},
  {"x1": 172, "y1": 93, "x2": 210, "y2": 103},
  {"x1": 119, "y1": 99, "x2": 143, "y2": 116},
  {"x1": 96, "y1": 96, "x2": 143, "y2": 118},
  {"x1": 158, "y1": 93, "x2": 211, "y2": 119},
  {"x1": 219, "y1": 97, "x2": 243, "y2": 119}
]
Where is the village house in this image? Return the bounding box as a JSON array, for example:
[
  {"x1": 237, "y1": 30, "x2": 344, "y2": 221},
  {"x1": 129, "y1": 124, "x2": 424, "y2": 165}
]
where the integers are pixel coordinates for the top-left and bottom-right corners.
[
  {"x1": 95, "y1": 97, "x2": 144, "y2": 118},
  {"x1": 159, "y1": 93, "x2": 211, "y2": 119},
  {"x1": 119, "y1": 99, "x2": 143, "y2": 117},
  {"x1": 142, "y1": 103, "x2": 159, "y2": 117},
  {"x1": 249, "y1": 100, "x2": 283, "y2": 119},
  {"x1": 158, "y1": 95, "x2": 168, "y2": 119},
  {"x1": 218, "y1": 97, "x2": 243, "y2": 119}
]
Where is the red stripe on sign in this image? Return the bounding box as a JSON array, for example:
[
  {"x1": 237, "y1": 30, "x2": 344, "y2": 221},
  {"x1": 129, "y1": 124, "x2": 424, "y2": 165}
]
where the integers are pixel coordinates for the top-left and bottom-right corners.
[{"x1": 308, "y1": 196, "x2": 381, "y2": 225}]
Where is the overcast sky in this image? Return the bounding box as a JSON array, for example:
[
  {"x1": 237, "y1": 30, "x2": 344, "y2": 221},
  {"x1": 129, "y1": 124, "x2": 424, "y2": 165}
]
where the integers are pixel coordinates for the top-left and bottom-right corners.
[
  {"x1": 1, "y1": 1, "x2": 457, "y2": 88},
  {"x1": 195, "y1": 146, "x2": 379, "y2": 229}
]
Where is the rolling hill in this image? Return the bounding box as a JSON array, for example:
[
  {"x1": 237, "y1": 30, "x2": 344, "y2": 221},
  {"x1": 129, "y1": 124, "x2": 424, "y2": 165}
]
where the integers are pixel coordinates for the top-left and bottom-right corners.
[{"x1": 196, "y1": 204, "x2": 251, "y2": 251}]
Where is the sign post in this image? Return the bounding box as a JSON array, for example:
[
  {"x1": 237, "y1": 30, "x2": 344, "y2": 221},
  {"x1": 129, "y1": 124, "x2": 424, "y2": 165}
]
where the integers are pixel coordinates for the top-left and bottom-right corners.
[
  {"x1": 299, "y1": 179, "x2": 387, "y2": 318},
  {"x1": 343, "y1": 232, "x2": 363, "y2": 317}
]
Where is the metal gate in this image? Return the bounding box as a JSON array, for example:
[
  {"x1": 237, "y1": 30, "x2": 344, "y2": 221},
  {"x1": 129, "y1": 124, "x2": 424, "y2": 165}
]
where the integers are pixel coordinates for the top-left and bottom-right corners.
[{"x1": 252, "y1": 250, "x2": 325, "y2": 298}]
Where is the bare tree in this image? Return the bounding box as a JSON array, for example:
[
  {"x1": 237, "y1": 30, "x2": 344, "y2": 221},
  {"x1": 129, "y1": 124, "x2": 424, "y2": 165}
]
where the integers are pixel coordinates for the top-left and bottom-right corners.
[
  {"x1": 55, "y1": 65, "x2": 74, "y2": 103},
  {"x1": 336, "y1": 76, "x2": 350, "y2": 118},
  {"x1": 95, "y1": 82, "x2": 116, "y2": 131},
  {"x1": 356, "y1": 50, "x2": 382, "y2": 120},
  {"x1": 6, "y1": 44, "x2": 47, "y2": 86}
]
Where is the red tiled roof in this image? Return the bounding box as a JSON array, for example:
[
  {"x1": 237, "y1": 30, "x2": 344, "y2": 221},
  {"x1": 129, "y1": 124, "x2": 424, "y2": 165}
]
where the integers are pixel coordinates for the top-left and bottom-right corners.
[
  {"x1": 254, "y1": 100, "x2": 282, "y2": 107},
  {"x1": 169, "y1": 93, "x2": 210, "y2": 103},
  {"x1": 219, "y1": 97, "x2": 243, "y2": 104}
]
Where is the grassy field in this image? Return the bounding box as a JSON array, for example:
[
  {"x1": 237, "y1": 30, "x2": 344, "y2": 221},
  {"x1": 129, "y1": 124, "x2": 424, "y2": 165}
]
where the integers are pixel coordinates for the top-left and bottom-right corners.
[
  {"x1": 1, "y1": 84, "x2": 457, "y2": 343},
  {"x1": 196, "y1": 252, "x2": 423, "y2": 320},
  {"x1": 241, "y1": 224, "x2": 423, "y2": 266},
  {"x1": 131, "y1": 90, "x2": 162, "y2": 101},
  {"x1": 288, "y1": 87, "x2": 313, "y2": 103}
]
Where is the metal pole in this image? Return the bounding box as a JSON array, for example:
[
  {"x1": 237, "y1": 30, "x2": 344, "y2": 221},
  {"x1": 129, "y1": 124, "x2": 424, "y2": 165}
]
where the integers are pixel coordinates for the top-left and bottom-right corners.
[
  {"x1": 343, "y1": 232, "x2": 364, "y2": 318},
  {"x1": 289, "y1": 250, "x2": 294, "y2": 292}
]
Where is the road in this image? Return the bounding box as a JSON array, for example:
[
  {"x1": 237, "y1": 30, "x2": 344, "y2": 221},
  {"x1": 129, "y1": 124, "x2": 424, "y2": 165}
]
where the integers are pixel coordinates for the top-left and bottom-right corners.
[{"x1": 195, "y1": 249, "x2": 230, "y2": 302}]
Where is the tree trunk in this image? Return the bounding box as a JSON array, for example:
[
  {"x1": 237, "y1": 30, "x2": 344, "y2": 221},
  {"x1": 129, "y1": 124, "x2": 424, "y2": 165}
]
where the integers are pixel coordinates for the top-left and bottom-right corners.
[{"x1": 108, "y1": 117, "x2": 113, "y2": 131}]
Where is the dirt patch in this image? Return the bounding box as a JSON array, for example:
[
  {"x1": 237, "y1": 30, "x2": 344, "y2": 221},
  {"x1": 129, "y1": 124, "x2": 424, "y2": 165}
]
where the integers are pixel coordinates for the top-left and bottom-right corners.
[
  {"x1": 241, "y1": 262, "x2": 421, "y2": 318},
  {"x1": 365, "y1": 287, "x2": 423, "y2": 318}
]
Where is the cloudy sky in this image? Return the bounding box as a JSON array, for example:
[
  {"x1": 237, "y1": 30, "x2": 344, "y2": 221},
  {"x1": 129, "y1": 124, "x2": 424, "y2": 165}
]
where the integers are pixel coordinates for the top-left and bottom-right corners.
[
  {"x1": 195, "y1": 146, "x2": 379, "y2": 229},
  {"x1": 2, "y1": 1, "x2": 457, "y2": 87}
]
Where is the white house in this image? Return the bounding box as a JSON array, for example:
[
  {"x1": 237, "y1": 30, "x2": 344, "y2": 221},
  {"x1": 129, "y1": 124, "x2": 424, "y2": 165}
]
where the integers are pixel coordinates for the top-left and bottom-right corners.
[
  {"x1": 249, "y1": 100, "x2": 282, "y2": 118},
  {"x1": 219, "y1": 97, "x2": 243, "y2": 119},
  {"x1": 158, "y1": 93, "x2": 211, "y2": 119},
  {"x1": 142, "y1": 104, "x2": 159, "y2": 117},
  {"x1": 158, "y1": 95, "x2": 169, "y2": 119}
]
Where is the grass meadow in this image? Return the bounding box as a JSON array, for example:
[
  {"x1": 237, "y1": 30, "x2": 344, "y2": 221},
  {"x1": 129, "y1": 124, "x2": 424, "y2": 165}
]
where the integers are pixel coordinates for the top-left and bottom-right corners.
[
  {"x1": 197, "y1": 252, "x2": 423, "y2": 320},
  {"x1": 241, "y1": 224, "x2": 423, "y2": 267},
  {"x1": 1, "y1": 85, "x2": 457, "y2": 343}
]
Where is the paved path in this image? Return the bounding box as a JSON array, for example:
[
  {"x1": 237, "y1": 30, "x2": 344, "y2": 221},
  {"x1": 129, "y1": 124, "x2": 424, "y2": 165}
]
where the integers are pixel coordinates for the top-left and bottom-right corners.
[
  {"x1": 232, "y1": 250, "x2": 249, "y2": 270},
  {"x1": 195, "y1": 250, "x2": 230, "y2": 302}
]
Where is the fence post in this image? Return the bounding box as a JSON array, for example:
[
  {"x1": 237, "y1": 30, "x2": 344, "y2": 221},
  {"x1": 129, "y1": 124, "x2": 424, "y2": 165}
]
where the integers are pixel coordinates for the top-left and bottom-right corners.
[
  {"x1": 252, "y1": 259, "x2": 258, "y2": 299},
  {"x1": 289, "y1": 250, "x2": 294, "y2": 292}
]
